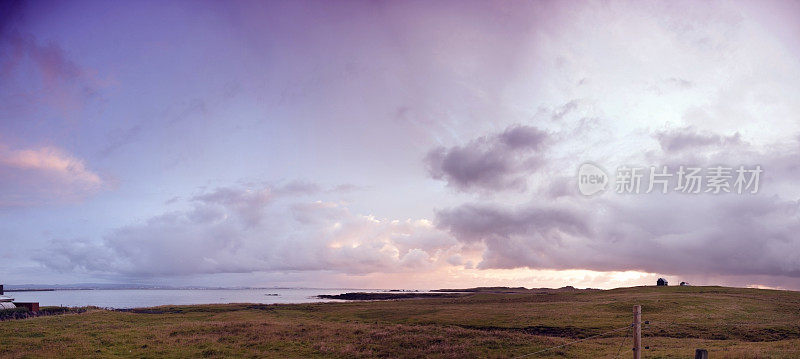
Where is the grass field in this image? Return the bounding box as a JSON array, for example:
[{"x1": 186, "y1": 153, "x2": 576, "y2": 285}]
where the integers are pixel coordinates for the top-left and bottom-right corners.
[{"x1": 1, "y1": 286, "x2": 799, "y2": 358}]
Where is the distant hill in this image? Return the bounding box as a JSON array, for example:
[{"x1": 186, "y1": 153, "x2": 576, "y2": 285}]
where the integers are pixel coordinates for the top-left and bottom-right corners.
[
  {"x1": 4, "y1": 283, "x2": 199, "y2": 291},
  {"x1": 433, "y1": 286, "x2": 601, "y2": 293}
]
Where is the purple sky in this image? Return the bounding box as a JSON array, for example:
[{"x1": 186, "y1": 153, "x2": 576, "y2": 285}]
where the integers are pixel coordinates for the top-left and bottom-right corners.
[{"x1": 1, "y1": 0, "x2": 800, "y2": 290}]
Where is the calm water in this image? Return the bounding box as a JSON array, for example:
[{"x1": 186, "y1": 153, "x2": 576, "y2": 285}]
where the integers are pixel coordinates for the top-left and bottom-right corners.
[{"x1": 5, "y1": 288, "x2": 361, "y2": 308}]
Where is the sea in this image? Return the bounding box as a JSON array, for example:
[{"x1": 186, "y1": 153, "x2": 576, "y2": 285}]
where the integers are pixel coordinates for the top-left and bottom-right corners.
[{"x1": 5, "y1": 288, "x2": 371, "y2": 308}]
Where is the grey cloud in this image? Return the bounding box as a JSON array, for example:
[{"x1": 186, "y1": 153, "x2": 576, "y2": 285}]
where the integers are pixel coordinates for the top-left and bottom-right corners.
[
  {"x1": 193, "y1": 187, "x2": 271, "y2": 227},
  {"x1": 647, "y1": 78, "x2": 695, "y2": 95},
  {"x1": 425, "y1": 125, "x2": 549, "y2": 192},
  {"x1": 542, "y1": 175, "x2": 574, "y2": 199},
  {"x1": 666, "y1": 77, "x2": 693, "y2": 89},
  {"x1": 499, "y1": 125, "x2": 549, "y2": 150},
  {"x1": 275, "y1": 180, "x2": 363, "y2": 196},
  {"x1": 38, "y1": 185, "x2": 454, "y2": 278},
  {"x1": 552, "y1": 100, "x2": 579, "y2": 121},
  {"x1": 435, "y1": 130, "x2": 800, "y2": 281},
  {"x1": 655, "y1": 126, "x2": 743, "y2": 153},
  {"x1": 278, "y1": 181, "x2": 322, "y2": 195},
  {"x1": 330, "y1": 183, "x2": 363, "y2": 193},
  {"x1": 437, "y1": 203, "x2": 590, "y2": 244},
  {"x1": 436, "y1": 195, "x2": 800, "y2": 277}
]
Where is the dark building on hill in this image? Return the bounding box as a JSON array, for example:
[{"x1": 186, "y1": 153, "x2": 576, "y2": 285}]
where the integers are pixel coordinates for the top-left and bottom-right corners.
[{"x1": 656, "y1": 278, "x2": 668, "y2": 286}]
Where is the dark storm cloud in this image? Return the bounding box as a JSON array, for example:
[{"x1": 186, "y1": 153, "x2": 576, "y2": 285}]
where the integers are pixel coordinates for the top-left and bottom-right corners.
[{"x1": 425, "y1": 125, "x2": 549, "y2": 192}]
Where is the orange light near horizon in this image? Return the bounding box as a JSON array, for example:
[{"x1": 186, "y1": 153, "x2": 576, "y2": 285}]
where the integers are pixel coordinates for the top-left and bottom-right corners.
[{"x1": 321, "y1": 267, "x2": 661, "y2": 290}]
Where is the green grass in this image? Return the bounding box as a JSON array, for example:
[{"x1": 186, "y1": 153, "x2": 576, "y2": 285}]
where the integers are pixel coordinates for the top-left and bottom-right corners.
[{"x1": 1, "y1": 286, "x2": 799, "y2": 358}]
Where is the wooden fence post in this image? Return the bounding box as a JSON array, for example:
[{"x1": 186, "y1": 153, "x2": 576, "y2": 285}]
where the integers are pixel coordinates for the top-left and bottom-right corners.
[{"x1": 633, "y1": 305, "x2": 641, "y2": 359}]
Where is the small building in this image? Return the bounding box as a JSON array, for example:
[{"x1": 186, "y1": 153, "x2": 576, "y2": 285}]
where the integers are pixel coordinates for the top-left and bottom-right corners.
[
  {"x1": 1, "y1": 284, "x2": 40, "y2": 312},
  {"x1": 680, "y1": 282, "x2": 689, "y2": 286},
  {"x1": 0, "y1": 285, "x2": 14, "y2": 309},
  {"x1": 14, "y1": 302, "x2": 39, "y2": 312},
  {"x1": 656, "y1": 278, "x2": 668, "y2": 286},
  {"x1": 0, "y1": 295, "x2": 16, "y2": 309}
]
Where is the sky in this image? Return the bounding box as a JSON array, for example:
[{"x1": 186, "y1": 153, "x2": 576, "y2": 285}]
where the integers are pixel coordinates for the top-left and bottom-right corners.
[{"x1": 1, "y1": 0, "x2": 800, "y2": 290}]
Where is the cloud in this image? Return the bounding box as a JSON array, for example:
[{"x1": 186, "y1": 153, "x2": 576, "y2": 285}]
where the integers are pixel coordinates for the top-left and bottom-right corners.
[
  {"x1": 434, "y1": 130, "x2": 800, "y2": 280},
  {"x1": 655, "y1": 126, "x2": 743, "y2": 153},
  {"x1": 436, "y1": 195, "x2": 800, "y2": 278},
  {"x1": 437, "y1": 203, "x2": 590, "y2": 245},
  {"x1": 425, "y1": 125, "x2": 549, "y2": 192},
  {"x1": 665, "y1": 77, "x2": 693, "y2": 89},
  {"x1": 0, "y1": 146, "x2": 101, "y2": 183},
  {"x1": 38, "y1": 185, "x2": 458, "y2": 278},
  {"x1": 0, "y1": 144, "x2": 104, "y2": 206},
  {"x1": 9, "y1": 0, "x2": 800, "y2": 290},
  {"x1": 0, "y1": 31, "x2": 97, "y2": 113},
  {"x1": 551, "y1": 100, "x2": 579, "y2": 122},
  {"x1": 0, "y1": 6, "x2": 108, "y2": 128},
  {"x1": 193, "y1": 187, "x2": 271, "y2": 227}
]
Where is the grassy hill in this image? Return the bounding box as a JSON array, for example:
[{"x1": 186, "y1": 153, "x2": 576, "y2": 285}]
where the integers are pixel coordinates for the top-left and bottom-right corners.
[{"x1": 1, "y1": 286, "x2": 799, "y2": 358}]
